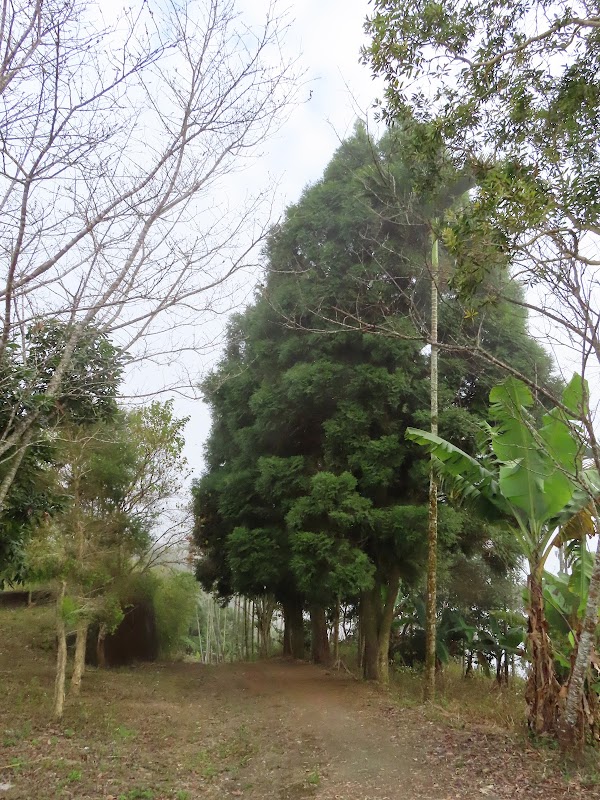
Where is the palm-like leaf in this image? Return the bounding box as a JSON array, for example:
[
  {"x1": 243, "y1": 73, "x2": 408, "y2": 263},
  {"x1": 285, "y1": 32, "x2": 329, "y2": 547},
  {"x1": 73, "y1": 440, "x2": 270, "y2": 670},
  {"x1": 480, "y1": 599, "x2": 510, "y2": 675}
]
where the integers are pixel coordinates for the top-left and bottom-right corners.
[
  {"x1": 489, "y1": 379, "x2": 576, "y2": 524},
  {"x1": 405, "y1": 427, "x2": 510, "y2": 517}
]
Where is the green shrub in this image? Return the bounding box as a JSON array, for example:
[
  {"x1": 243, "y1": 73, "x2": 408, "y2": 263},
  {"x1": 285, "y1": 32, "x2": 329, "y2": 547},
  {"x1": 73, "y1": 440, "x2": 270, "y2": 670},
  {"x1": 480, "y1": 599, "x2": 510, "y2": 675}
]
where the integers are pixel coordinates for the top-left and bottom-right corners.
[{"x1": 152, "y1": 571, "x2": 198, "y2": 658}]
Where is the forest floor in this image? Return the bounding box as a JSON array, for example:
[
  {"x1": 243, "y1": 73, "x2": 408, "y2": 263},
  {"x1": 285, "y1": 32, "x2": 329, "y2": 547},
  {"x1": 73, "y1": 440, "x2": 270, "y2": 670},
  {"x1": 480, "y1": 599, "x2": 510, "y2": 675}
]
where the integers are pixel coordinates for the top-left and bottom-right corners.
[{"x1": 1, "y1": 606, "x2": 600, "y2": 800}]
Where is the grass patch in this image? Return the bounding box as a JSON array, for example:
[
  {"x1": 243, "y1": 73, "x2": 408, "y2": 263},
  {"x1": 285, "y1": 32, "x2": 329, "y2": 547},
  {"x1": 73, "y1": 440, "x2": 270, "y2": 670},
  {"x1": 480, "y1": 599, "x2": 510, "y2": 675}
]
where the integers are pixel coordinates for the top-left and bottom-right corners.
[
  {"x1": 114, "y1": 724, "x2": 137, "y2": 741},
  {"x1": 306, "y1": 768, "x2": 320, "y2": 786}
]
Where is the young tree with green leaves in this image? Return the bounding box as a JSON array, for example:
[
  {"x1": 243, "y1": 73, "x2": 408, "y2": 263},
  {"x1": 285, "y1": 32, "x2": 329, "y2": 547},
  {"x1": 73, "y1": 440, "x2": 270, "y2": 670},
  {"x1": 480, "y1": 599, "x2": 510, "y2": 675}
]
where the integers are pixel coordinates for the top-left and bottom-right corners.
[
  {"x1": 0, "y1": 323, "x2": 124, "y2": 584},
  {"x1": 28, "y1": 401, "x2": 188, "y2": 718}
]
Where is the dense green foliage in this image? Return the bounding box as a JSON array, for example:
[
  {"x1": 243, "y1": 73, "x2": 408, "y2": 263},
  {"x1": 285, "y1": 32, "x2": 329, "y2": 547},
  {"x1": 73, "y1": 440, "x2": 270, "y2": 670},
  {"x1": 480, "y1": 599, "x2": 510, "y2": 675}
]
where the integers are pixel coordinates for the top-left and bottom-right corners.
[
  {"x1": 192, "y1": 125, "x2": 555, "y2": 680},
  {"x1": 0, "y1": 324, "x2": 125, "y2": 584}
]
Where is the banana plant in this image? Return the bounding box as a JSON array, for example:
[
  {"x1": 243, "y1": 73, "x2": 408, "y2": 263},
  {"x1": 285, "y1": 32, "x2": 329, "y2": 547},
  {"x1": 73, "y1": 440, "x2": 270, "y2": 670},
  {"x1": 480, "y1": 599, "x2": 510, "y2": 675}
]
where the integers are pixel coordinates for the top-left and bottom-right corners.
[
  {"x1": 544, "y1": 540, "x2": 599, "y2": 680},
  {"x1": 406, "y1": 375, "x2": 599, "y2": 735},
  {"x1": 394, "y1": 597, "x2": 475, "y2": 667}
]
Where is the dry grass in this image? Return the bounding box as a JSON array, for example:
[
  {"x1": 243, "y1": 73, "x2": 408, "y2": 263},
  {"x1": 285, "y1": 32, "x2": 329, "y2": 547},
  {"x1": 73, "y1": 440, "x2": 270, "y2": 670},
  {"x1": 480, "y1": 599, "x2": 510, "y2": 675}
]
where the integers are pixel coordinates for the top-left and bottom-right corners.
[
  {"x1": 0, "y1": 605, "x2": 325, "y2": 800},
  {"x1": 336, "y1": 639, "x2": 527, "y2": 733},
  {"x1": 392, "y1": 662, "x2": 528, "y2": 732}
]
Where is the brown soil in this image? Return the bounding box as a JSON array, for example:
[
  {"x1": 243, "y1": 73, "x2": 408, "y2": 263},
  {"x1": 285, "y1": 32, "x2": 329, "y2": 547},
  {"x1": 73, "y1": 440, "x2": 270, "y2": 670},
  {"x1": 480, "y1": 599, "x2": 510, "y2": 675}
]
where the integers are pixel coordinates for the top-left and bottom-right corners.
[{"x1": 1, "y1": 608, "x2": 598, "y2": 800}]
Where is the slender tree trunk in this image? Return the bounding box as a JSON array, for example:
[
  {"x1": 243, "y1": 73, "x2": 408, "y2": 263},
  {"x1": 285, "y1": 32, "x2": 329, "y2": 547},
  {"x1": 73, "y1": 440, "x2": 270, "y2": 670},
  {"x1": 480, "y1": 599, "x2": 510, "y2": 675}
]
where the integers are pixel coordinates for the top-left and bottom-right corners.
[
  {"x1": 196, "y1": 607, "x2": 204, "y2": 661},
  {"x1": 310, "y1": 606, "x2": 331, "y2": 665},
  {"x1": 205, "y1": 599, "x2": 212, "y2": 663},
  {"x1": 283, "y1": 597, "x2": 304, "y2": 659},
  {"x1": 243, "y1": 596, "x2": 249, "y2": 660},
  {"x1": 54, "y1": 581, "x2": 68, "y2": 720},
  {"x1": 560, "y1": 523, "x2": 600, "y2": 751},
  {"x1": 0, "y1": 427, "x2": 34, "y2": 515},
  {"x1": 214, "y1": 601, "x2": 222, "y2": 661},
  {"x1": 97, "y1": 623, "x2": 107, "y2": 669},
  {"x1": 333, "y1": 600, "x2": 340, "y2": 663},
  {"x1": 361, "y1": 587, "x2": 380, "y2": 680},
  {"x1": 525, "y1": 569, "x2": 560, "y2": 735},
  {"x1": 70, "y1": 620, "x2": 88, "y2": 695},
  {"x1": 70, "y1": 498, "x2": 87, "y2": 695},
  {"x1": 376, "y1": 573, "x2": 401, "y2": 685},
  {"x1": 424, "y1": 231, "x2": 439, "y2": 703}
]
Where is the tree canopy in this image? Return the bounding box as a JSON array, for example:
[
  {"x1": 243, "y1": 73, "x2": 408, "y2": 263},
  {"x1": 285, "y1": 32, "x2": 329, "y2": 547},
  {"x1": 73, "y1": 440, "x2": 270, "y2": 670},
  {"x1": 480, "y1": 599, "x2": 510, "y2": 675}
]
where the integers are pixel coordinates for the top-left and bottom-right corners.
[{"x1": 192, "y1": 124, "x2": 555, "y2": 681}]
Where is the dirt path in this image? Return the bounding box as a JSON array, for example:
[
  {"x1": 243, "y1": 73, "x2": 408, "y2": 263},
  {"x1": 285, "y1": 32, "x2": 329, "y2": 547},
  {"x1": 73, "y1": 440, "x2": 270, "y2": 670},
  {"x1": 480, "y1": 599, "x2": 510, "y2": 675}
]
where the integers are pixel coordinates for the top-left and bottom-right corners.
[{"x1": 223, "y1": 660, "x2": 435, "y2": 800}]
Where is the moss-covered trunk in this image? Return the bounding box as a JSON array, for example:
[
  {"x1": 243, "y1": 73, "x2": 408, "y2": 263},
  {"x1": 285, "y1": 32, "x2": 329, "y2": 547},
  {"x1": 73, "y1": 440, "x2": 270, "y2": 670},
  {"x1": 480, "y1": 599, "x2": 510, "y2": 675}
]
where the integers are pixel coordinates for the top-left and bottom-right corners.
[{"x1": 360, "y1": 571, "x2": 400, "y2": 684}]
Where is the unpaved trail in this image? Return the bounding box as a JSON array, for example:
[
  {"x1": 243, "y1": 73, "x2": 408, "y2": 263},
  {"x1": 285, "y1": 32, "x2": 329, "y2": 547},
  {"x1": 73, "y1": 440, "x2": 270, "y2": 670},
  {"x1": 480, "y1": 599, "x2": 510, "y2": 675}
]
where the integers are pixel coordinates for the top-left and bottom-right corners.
[
  {"x1": 192, "y1": 660, "x2": 595, "y2": 800},
  {"x1": 212, "y1": 660, "x2": 441, "y2": 800}
]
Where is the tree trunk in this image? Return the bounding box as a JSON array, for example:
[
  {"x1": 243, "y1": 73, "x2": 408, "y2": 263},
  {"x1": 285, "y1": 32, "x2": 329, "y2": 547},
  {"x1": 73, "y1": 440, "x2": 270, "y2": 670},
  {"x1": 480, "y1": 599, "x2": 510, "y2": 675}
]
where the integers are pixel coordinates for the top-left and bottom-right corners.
[
  {"x1": 525, "y1": 570, "x2": 560, "y2": 735},
  {"x1": 282, "y1": 597, "x2": 304, "y2": 659},
  {"x1": 361, "y1": 587, "x2": 380, "y2": 680},
  {"x1": 376, "y1": 574, "x2": 401, "y2": 685},
  {"x1": 70, "y1": 620, "x2": 88, "y2": 695},
  {"x1": 97, "y1": 623, "x2": 107, "y2": 669},
  {"x1": 54, "y1": 581, "x2": 67, "y2": 720},
  {"x1": 495, "y1": 654, "x2": 503, "y2": 686},
  {"x1": 256, "y1": 596, "x2": 276, "y2": 659},
  {"x1": 360, "y1": 573, "x2": 400, "y2": 684},
  {"x1": 424, "y1": 230, "x2": 439, "y2": 703},
  {"x1": 310, "y1": 606, "x2": 331, "y2": 665},
  {"x1": 333, "y1": 600, "x2": 340, "y2": 663},
  {"x1": 357, "y1": 613, "x2": 365, "y2": 672},
  {"x1": 559, "y1": 524, "x2": 600, "y2": 751},
  {"x1": 243, "y1": 597, "x2": 249, "y2": 660}
]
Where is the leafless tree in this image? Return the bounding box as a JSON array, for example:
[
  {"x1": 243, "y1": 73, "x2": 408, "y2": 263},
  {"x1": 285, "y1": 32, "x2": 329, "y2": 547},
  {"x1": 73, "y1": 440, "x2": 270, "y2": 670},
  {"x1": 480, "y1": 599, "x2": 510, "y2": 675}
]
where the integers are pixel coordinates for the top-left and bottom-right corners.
[{"x1": 0, "y1": 0, "x2": 297, "y2": 510}]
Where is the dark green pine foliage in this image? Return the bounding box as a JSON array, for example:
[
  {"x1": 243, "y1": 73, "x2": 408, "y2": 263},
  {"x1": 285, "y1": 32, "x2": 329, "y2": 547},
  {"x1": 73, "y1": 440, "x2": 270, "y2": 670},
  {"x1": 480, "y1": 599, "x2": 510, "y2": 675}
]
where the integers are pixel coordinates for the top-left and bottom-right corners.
[{"x1": 192, "y1": 123, "x2": 555, "y2": 679}]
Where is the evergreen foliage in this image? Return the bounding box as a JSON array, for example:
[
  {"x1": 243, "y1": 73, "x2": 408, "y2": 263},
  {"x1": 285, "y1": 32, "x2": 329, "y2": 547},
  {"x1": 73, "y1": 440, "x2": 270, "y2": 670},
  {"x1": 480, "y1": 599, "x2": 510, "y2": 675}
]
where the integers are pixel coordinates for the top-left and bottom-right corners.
[{"x1": 192, "y1": 125, "x2": 556, "y2": 681}]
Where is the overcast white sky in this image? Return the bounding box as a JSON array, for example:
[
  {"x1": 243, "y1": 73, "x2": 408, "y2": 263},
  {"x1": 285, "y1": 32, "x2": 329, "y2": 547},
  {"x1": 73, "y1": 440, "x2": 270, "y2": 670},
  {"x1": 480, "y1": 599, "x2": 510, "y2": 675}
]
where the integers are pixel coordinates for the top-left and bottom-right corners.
[{"x1": 126, "y1": 0, "x2": 382, "y2": 480}]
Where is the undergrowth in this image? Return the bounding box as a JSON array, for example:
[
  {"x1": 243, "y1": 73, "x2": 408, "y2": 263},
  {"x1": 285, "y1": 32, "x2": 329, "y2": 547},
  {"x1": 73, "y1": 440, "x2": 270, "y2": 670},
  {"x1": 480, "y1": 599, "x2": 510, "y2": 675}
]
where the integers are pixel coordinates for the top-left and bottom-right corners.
[{"x1": 393, "y1": 661, "x2": 527, "y2": 732}]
